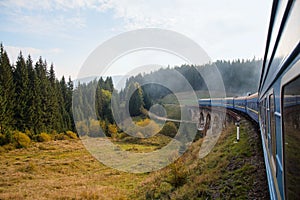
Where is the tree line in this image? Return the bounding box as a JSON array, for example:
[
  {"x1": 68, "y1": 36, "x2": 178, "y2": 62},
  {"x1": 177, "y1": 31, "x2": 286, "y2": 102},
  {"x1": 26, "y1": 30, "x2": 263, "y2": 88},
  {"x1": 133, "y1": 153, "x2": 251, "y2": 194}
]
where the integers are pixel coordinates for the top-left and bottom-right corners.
[
  {"x1": 0, "y1": 44, "x2": 74, "y2": 145},
  {"x1": 73, "y1": 58, "x2": 262, "y2": 138},
  {"x1": 123, "y1": 58, "x2": 262, "y2": 106},
  {"x1": 0, "y1": 42, "x2": 262, "y2": 144}
]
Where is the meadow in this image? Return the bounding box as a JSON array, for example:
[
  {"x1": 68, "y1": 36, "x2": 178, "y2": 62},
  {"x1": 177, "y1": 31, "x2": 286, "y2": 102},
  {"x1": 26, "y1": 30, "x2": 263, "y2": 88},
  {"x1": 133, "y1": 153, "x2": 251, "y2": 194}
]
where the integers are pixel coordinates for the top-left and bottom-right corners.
[{"x1": 0, "y1": 119, "x2": 268, "y2": 199}]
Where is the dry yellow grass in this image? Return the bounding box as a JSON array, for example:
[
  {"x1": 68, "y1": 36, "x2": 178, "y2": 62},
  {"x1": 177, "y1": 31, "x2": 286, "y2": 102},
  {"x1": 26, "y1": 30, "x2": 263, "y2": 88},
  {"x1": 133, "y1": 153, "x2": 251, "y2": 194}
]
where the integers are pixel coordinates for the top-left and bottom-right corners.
[
  {"x1": 0, "y1": 140, "x2": 146, "y2": 200},
  {"x1": 0, "y1": 119, "x2": 269, "y2": 199}
]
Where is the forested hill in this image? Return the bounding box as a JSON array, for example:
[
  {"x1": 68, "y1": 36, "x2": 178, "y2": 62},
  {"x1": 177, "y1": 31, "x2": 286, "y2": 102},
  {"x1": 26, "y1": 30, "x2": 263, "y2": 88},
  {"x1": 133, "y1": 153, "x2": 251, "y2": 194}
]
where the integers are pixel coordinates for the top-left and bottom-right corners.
[
  {"x1": 0, "y1": 44, "x2": 74, "y2": 136},
  {"x1": 122, "y1": 59, "x2": 261, "y2": 102},
  {"x1": 0, "y1": 42, "x2": 261, "y2": 143}
]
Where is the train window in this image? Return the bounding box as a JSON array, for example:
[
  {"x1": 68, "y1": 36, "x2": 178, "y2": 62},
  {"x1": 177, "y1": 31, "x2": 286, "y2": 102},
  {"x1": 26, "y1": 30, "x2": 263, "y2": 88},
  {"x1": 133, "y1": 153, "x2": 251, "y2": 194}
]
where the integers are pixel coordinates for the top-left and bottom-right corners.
[
  {"x1": 282, "y1": 75, "x2": 300, "y2": 199},
  {"x1": 266, "y1": 98, "x2": 270, "y2": 140},
  {"x1": 260, "y1": 99, "x2": 267, "y2": 138},
  {"x1": 269, "y1": 94, "x2": 276, "y2": 172},
  {"x1": 263, "y1": 99, "x2": 267, "y2": 139}
]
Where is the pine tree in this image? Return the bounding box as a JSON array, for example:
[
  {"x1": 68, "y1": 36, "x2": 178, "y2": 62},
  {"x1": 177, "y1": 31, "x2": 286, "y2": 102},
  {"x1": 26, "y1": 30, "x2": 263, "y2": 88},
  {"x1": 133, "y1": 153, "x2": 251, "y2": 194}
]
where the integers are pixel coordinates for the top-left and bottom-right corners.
[
  {"x1": 34, "y1": 57, "x2": 52, "y2": 133},
  {"x1": 25, "y1": 55, "x2": 37, "y2": 133},
  {"x1": 96, "y1": 78, "x2": 104, "y2": 120},
  {"x1": 31, "y1": 69, "x2": 44, "y2": 134},
  {"x1": 13, "y1": 52, "x2": 29, "y2": 131},
  {"x1": 66, "y1": 77, "x2": 74, "y2": 131},
  {"x1": 59, "y1": 76, "x2": 73, "y2": 132},
  {"x1": 104, "y1": 77, "x2": 114, "y2": 92},
  {"x1": 126, "y1": 82, "x2": 144, "y2": 116},
  {"x1": 0, "y1": 44, "x2": 15, "y2": 131},
  {"x1": 47, "y1": 64, "x2": 62, "y2": 132}
]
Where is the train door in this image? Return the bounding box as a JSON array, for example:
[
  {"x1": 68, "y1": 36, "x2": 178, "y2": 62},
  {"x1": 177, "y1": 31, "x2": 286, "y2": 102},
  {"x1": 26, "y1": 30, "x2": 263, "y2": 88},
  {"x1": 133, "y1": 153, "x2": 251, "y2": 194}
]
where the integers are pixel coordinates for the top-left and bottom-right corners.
[{"x1": 266, "y1": 95, "x2": 271, "y2": 151}]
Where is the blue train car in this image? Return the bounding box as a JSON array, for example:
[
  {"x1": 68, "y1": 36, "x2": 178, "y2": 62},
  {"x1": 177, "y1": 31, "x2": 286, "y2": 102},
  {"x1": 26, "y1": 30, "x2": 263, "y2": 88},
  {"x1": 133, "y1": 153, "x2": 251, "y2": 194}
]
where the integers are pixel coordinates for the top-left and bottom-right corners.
[
  {"x1": 211, "y1": 98, "x2": 223, "y2": 107},
  {"x1": 258, "y1": 0, "x2": 300, "y2": 199},
  {"x1": 233, "y1": 96, "x2": 247, "y2": 113},
  {"x1": 224, "y1": 97, "x2": 234, "y2": 109},
  {"x1": 198, "y1": 98, "x2": 211, "y2": 107},
  {"x1": 246, "y1": 93, "x2": 259, "y2": 123}
]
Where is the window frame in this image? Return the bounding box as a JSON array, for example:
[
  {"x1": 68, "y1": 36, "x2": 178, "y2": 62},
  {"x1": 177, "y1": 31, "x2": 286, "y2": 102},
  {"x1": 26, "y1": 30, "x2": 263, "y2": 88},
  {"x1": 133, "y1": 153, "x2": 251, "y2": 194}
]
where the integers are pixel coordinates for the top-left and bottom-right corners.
[{"x1": 280, "y1": 58, "x2": 300, "y2": 199}]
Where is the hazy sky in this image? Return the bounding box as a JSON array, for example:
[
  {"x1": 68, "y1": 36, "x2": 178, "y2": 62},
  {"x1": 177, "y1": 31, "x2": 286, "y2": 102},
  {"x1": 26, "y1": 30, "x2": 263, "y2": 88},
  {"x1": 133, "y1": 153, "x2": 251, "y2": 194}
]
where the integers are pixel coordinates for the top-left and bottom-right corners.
[{"x1": 0, "y1": 0, "x2": 272, "y2": 79}]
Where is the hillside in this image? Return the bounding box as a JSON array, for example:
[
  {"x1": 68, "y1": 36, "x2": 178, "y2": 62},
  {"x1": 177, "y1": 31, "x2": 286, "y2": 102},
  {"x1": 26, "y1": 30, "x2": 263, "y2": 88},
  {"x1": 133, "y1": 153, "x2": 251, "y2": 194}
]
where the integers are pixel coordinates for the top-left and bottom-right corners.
[
  {"x1": 0, "y1": 118, "x2": 269, "y2": 199},
  {"x1": 133, "y1": 119, "x2": 269, "y2": 199}
]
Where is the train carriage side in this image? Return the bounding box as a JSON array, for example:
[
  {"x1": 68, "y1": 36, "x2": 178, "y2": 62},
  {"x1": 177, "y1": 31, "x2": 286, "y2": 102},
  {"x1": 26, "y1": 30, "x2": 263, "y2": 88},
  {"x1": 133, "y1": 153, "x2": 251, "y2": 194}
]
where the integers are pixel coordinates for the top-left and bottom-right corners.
[
  {"x1": 198, "y1": 98, "x2": 211, "y2": 107},
  {"x1": 246, "y1": 93, "x2": 259, "y2": 123},
  {"x1": 224, "y1": 97, "x2": 234, "y2": 109},
  {"x1": 211, "y1": 98, "x2": 223, "y2": 107},
  {"x1": 233, "y1": 96, "x2": 247, "y2": 113},
  {"x1": 259, "y1": 0, "x2": 300, "y2": 199}
]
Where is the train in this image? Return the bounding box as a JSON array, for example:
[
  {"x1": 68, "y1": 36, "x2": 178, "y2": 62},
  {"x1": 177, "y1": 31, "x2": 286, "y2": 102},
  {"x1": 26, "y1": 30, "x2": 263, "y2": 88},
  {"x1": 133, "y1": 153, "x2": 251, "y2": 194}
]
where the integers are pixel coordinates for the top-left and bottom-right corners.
[{"x1": 199, "y1": 0, "x2": 300, "y2": 199}]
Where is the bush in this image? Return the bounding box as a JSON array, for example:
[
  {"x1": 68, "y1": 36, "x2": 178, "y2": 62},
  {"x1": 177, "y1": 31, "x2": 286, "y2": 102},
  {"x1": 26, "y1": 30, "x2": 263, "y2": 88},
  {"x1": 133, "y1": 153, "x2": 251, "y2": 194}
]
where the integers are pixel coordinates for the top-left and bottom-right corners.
[
  {"x1": 108, "y1": 124, "x2": 118, "y2": 139},
  {"x1": 126, "y1": 119, "x2": 160, "y2": 138},
  {"x1": 117, "y1": 132, "x2": 129, "y2": 140},
  {"x1": 167, "y1": 160, "x2": 188, "y2": 187},
  {"x1": 159, "y1": 122, "x2": 178, "y2": 138},
  {"x1": 76, "y1": 121, "x2": 89, "y2": 136},
  {"x1": 0, "y1": 146, "x2": 5, "y2": 153},
  {"x1": 65, "y1": 131, "x2": 78, "y2": 139},
  {"x1": 54, "y1": 133, "x2": 69, "y2": 140},
  {"x1": 88, "y1": 119, "x2": 103, "y2": 137},
  {"x1": 13, "y1": 131, "x2": 31, "y2": 148},
  {"x1": 0, "y1": 130, "x2": 13, "y2": 145},
  {"x1": 37, "y1": 132, "x2": 51, "y2": 142},
  {"x1": 25, "y1": 130, "x2": 33, "y2": 139}
]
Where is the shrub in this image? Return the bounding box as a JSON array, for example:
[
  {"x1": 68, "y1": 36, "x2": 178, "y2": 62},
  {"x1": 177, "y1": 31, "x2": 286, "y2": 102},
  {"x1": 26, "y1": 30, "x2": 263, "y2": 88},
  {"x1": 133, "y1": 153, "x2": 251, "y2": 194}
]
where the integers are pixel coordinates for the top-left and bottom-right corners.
[
  {"x1": 3, "y1": 143, "x2": 15, "y2": 151},
  {"x1": 117, "y1": 132, "x2": 129, "y2": 140},
  {"x1": 0, "y1": 130, "x2": 13, "y2": 145},
  {"x1": 25, "y1": 130, "x2": 33, "y2": 139},
  {"x1": 65, "y1": 131, "x2": 78, "y2": 139},
  {"x1": 167, "y1": 160, "x2": 188, "y2": 187},
  {"x1": 76, "y1": 121, "x2": 89, "y2": 136},
  {"x1": 88, "y1": 119, "x2": 103, "y2": 137},
  {"x1": 126, "y1": 119, "x2": 160, "y2": 138},
  {"x1": 108, "y1": 124, "x2": 118, "y2": 139},
  {"x1": 54, "y1": 133, "x2": 69, "y2": 140},
  {"x1": 13, "y1": 131, "x2": 31, "y2": 148},
  {"x1": 37, "y1": 132, "x2": 51, "y2": 142},
  {"x1": 0, "y1": 146, "x2": 5, "y2": 153},
  {"x1": 159, "y1": 122, "x2": 178, "y2": 138}
]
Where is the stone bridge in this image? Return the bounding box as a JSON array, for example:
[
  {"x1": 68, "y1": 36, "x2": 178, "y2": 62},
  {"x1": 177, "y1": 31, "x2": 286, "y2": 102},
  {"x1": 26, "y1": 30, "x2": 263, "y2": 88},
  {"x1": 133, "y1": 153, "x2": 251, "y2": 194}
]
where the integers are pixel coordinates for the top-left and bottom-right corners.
[{"x1": 187, "y1": 106, "x2": 234, "y2": 136}]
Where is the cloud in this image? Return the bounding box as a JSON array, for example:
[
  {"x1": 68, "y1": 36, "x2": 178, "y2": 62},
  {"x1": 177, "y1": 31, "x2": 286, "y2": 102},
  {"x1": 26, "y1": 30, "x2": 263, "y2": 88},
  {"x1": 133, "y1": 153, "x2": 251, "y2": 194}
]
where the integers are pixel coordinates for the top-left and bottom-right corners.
[
  {"x1": 85, "y1": 0, "x2": 272, "y2": 59},
  {"x1": 1, "y1": 0, "x2": 272, "y2": 76},
  {"x1": 0, "y1": 0, "x2": 104, "y2": 11},
  {"x1": 0, "y1": 0, "x2": 88, "y2": 38},
  {"x1": 96, "y1": 0, "x2": 272, "y2": 59}
]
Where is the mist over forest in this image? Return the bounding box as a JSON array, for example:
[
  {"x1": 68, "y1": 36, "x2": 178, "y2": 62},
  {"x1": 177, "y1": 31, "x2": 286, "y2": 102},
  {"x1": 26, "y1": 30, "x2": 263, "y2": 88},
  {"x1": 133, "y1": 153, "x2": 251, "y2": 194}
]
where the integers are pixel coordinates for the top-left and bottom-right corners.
[{"x1": 120, "y1": 58, "x2": 262, "y2": 103}]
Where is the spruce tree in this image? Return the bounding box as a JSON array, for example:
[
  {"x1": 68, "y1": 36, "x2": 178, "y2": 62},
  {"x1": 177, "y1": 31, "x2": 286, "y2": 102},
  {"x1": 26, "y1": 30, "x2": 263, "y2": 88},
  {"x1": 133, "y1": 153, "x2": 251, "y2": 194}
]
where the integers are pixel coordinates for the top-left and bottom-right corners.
[
  {"x1": 14, "y1": 52, "x2": 29, "y2": 131},
  {"x1": 0, "y1": 44, "x2": 15, "y2": 131},
  {"x1": 126, "y1": 82, "x2": 144, "y2": 116},
  {"x1": 47, "y1": 64, "x2": 62, "y2": 132},
  {"x1": 26, "y1": 55, "x2": 37, "y2": 133}
]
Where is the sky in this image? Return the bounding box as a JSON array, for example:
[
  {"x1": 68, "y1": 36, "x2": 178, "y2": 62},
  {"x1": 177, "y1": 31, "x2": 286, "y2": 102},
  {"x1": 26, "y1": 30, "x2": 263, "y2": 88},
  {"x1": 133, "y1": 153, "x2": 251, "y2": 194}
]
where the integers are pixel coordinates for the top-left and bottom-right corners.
[{"x1": 0, "y1": 0, "x2": 273, "y2": 79}]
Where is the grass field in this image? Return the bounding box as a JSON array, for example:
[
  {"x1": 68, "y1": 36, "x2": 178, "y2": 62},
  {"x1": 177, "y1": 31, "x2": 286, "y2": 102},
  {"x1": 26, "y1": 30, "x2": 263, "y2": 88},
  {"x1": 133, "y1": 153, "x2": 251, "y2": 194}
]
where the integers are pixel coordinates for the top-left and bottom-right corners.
[
  {"x1": 0, "y1": 140, "x2": 147, "y2": 200},
  {"x1": 0, "y1": 119, "x2": 268, "y2": 199}
]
